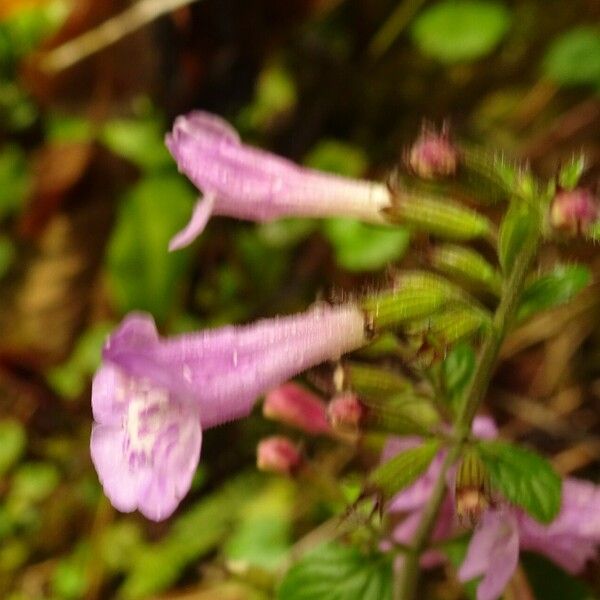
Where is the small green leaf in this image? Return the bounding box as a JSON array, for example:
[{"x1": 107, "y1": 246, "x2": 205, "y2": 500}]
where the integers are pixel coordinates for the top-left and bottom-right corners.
[
  {"x1": 558, "y1": 155, "x2": 586, "y2": 191},
  {"x1": 107, "y1": 175, "x2": 195, "y2": 321},
  {"x1": 323, "y1": 219, "x2": 409, "y2": 272},
  {"x1": 0, "y1": 420, "x2": 26, "y2": 477},
  {"x1": 478, "y1": 440, "x2": 561, "y2": 523},
  {"x1": 0, "y1": 145, "x2": 30, "y2": 219},
  {"x1": 411, "y1": 0, "x2": 511, "y2": 63},
  {"x1": 363, "y1": 394, "x2": 441, "y2": 436},
  {"x1": 277, "y1": 543, "x2": 392, "y2": 600},
  {"x1": 543, "y1": 27, "x2": 600, "y2": 88},
  {"x1": 10, "y1": 463, "x2": 60, "y2": 504},
  {"x1": 443, "y1": 342, "x2": 476, "y2": 400},
  {"x1": 304, "y1": 140, "x2": 368, "y2": 177},
  {"x1": 498, "y1": 203, "x2": 537, "y2": 272},
  {"x1": 100, "y1": 118, "x2": 172, "y2": 170},
  {"x1": 518, "y1": 264, "x2": 591, "y2": 322},
  {"x1": 346, "y1": 363, "x2": 412, "y2": 400},
  {"x1": 369, "y1": 439, "x2": 440, "y2": 497}
]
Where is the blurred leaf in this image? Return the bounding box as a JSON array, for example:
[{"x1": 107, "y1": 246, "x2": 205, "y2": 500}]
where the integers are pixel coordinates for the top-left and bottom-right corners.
[
  {"x1": 239, "y1": 62, "x2": 297, "y2": 130},
  {"x1": 522, "y1": 552, "x2": 595, "y2": 600},
  {"x1": 257, "y1": 218, "x2": 316, "y2": 248},
  {"x1": 0, "y1": 144, "x2": 30, "y2": 219},
  {"x1": 363, "y1": 394, "x2": 441, "y2": 436},
  {"x1": 100, "y1": 521, "x2": 144, "y2": 572},
  {"x1": 0, "y1": 235, "x2": 15, "y2": 278},
  {"x1": 0, "y1": 420, "x2": 26, "y2": 477},
  {"x1": 442, "y1": 536, "x2": 477, "y2": 600},
  {"x1": 369, "y1": 439, "x2": 440, "y2": 497},
  {"x1": 543, "y1": 27, "x2": 600, "y2": 87},
  {"x1": 498, "y1": 203, "x2": 537, "y2": 273},
  {"x1": 411, "y1": 0, "x2": 511, "y2": 63},
  {"x1": 120, "y1": 473, "x2": 263, "y2": 600},
  {"x1": 46, "y1": 114, "x2": 94, "y2": 143},
  {"x1": 51, "y1": 542, "x2": 90, "y2": 600},
  {"x1": 478, "y1": 440, "x2": 561, "y2": 523},
  {"x1": 277, "y1": 543, "x2": 393, "y2": 600},
  {"x1": 304, "y1": 140, "x2": 368, "y2": 177},
  {"x1": 9, "y1": 462, "x2": 59, "y2": 504},
  {"x1": 0, "y1": 82, "x2": 37, "y2": 130},
  {"x1": 100, "y1": 118, "x2": 172, "y2": 170},
  {"x1": 323, "y1": 219, "x2": 409, "y2": 272},
  {"x1": 442, "y1": 341, "x2": 476, "y2": 404},
  {"x1": 46, "y1": 322, "x2": 114, "y2": 399},
  {"x1": 517, "y1": 264, "x2": 591, "y2": 322},
  {"x1": 225, "y1": 479, "x2": 294, "y2": 570},
  {"x1": 107, "y1": 175, "x2": 194, "y2": 321},
  {"x1": 558, "y1": 155, "x2": 586, "y2": 191}
]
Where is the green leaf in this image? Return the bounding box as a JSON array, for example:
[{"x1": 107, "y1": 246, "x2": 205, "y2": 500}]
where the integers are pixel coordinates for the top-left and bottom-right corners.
[
  {"x1": 443, "y1": 342, "x2": 476, "y2": 401},
  {"x1": 411, "y1": 0, "x2": 511, "y2": 63},
  {"x1": 100, "y1": 118, "x2": 172, "y2": 170},
  {"x1": 543, "y1": 27, "x2": 600, "y2": 88},
  {"x1": 0, "y1": 236, "x2": 15, "y2": 279},
  {"x1": 558, "y1": 155, "x2": 586, "y2": 191},
  {"x1": 225, "y1": 479, "x2": 294, "y2": 570},
  {"x1": 9, "y1": 463, "x2": 60, "y2": 504},
  {"x1": 517, "y1": 264, "x2": 591, "y2": 322},
  {"x1": 323, "y1": 219, "x2": 409, "y2": 272},
  {"x1": 369, "y1": 439, "x2": 440, "y2": 497},
  {"x1": 363, "y1": 394, "x2": 441, "y2": 436},
  {"x1": 478, "y1": 440, "x2": 561, "y2": 523},
  {"x1": 522, "y1": 552, "x2": 595, "y2": 600},
  {"x1": 498, "y1": 203, "x2": 537, "y2": 272},
  {"x1": 277, "y1": 543, "x2": 392, "y2": 600},
  {"x1": 304, "y1": 140, "x2": 368, "y2": 178},
  {"x1": 0, "y1": 420, "x2": 26, "y2": 477},
  {"x1": 106, "y1": 175, "x2": 195, "y2": 321},
  {"x1": 0, "y1": 145, "x2": 30, "y2": 219}
]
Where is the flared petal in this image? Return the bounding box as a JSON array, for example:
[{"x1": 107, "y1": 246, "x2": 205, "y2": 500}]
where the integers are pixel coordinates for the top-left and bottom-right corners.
[
  {"x1": 168, "y1": 193, "x2": 216, "y2": 251},
  {"x1": 459, "y1": 510, "x2": 519, "y2": 600},
  {"x1": 91, "y1": 364, "x2": 127, "y2": 426},
  {"x1": 90, "y1": 424, "x2": 142, "y2": 513}
]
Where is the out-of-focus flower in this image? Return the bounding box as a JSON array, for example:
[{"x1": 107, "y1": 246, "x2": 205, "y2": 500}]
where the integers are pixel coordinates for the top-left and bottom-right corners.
[
  {"x1": 263, "y1": 382, "x2": 331, "y2": 435},
  {"x1": 550, "y1": 188, "x2": 598, "y2": 235},
  {"x1": 459, "y1": 479, "x2": 600, "y2": 600},
  {"x1": 327, "y1": 393, "x2": 364, "y2": 430},
  {"x1": 257, "y1": 436, "x2": 303, "y2": 475},
  {"x1": 165, "y1": 111, "x2": 390, "y2": 250},
  {"x1": 91, "y1": 304, "x2": 366, "y2": 520},
  {"x1": 408, "y1": 129, "x2": 458, "y2": 180}
]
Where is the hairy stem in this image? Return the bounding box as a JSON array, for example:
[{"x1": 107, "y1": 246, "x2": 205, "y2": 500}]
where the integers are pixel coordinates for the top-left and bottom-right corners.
[{"x1": 395, "y1": 228, "x2": 541, "y2": 600}]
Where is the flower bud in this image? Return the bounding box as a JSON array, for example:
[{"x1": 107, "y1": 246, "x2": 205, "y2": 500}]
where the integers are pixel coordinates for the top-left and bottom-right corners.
[
  {"x1": 263, "y1": 383, "x2": 331, "y2": 435},
  {"x1": 455, "y1": 448, "x2": 491, "y2": 528},
  {"x1": 550, "y1": 188, "x2": 599, "y2": 235},
  {"x1": 408, "y1": 130, "x2": 458, "y2": 179},
  {"x1": 256, "y1": 436, "x2": 302, "y2": 475},
  {"x1": 327, "y1": 393, "x2": 364, "y2": 430}
]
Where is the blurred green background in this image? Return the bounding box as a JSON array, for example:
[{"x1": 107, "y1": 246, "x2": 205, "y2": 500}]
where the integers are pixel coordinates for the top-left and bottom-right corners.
[{"x1": 0, "y1": 0, "x2": 599, "y2": 598}]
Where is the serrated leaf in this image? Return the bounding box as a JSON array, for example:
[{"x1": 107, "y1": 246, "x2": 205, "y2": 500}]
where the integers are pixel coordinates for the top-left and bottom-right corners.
[
  {"x1": 369, "y1": 439, "x2": 440, "y2": 497},
  {"x1": 277, "y1": 543, "x2": 392, "y2": 600},
  {"x1": 558, "y1": 155, "x2": 586, "y2": 191},
  {"x1": 498, "y1": 203, "x2": 537, "y2": 272},
  {"x1": 543, "y1": 27, "x2": 600, "y2": 88},
  {"x1": 411, "y1": 0, "x2": 511, "y2": 63},
  {"x1": 323, "y1": 219, "x2": 409, "y2": 272},
  {"x1": 478, "y1": 440, "x2": 561, "y2": 523},
  {"x1": 517, "y1": 264, "x2": 591, "y2": 322}
]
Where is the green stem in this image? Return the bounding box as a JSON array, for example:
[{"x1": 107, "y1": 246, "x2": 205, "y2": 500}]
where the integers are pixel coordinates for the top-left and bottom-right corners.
[{"x1": 395, "y1": 229, "x2": 541, "y2": 600}]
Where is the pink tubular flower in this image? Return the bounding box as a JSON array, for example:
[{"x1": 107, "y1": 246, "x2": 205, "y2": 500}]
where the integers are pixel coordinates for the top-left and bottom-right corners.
[
  {"x1": 263, "y1": 383, "x2": 331, "y2": 435},
  {"x1": 165, "y1": 111, "x2": 391, "y2": 250},
  {"x1": 459, "y1": 480, "x2": 600, "y2": 600},
  {"x1": 91, "y1": 304, "x2": 365, "y2": 521},
  {"x1": 550, "y1": 188, "x2": 599, "y2": 235}
]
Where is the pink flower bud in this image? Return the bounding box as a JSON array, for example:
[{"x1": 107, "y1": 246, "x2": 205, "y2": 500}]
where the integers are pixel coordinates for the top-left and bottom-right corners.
[
  {"x1": 408, "y1": 130, "x2": 458, "y2": 180},
  {"x1": 550, "y1": 188, "x2": 599, "y2": 235},
  {"x1": 263, "y1": 383, "x2": 331, "y2": 435},
  {"x1": 257, "y1": 436, "x2": 302, "y2": 475},
  {"x1": 327, "y1": 393, "x2": 364, "y2": 430}
]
